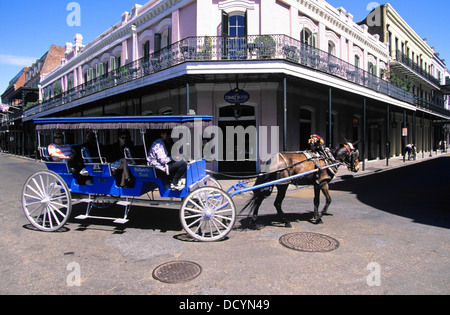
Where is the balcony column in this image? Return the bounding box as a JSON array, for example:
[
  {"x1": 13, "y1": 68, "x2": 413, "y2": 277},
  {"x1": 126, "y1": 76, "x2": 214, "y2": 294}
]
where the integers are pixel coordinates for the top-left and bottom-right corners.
[
  {"x1": 339, "y1": 35, "x2": 346, "y2": 60},
  {"x1": 122, "y1": 40, "x2": 128, "y2": 65},
  {"x1": 386, "y1": 104, "x2": 390, "y2": 166},
  {"x1": 328, "y1": 88, "x2": 332, "y2": 147},
  {"x1": 283, "y1": 77, "x2": 287, "y2": 152},
  {"x1": 347, "y1": 40, "x2": 353, "y2": 64},
  {"x1": 363, "y1": 98, "x2": 367, "y2": 171},
  {"x1": 38, "y1": 84, "x2": 42, "y2": 103},
  {"x1": 73, "y1": 68, "x2": 78, "y2": 87},
  {"x1": 171, "y1": 9, "x2": 180, "y2": 43},
  {"x1": 130, "y1": 25, "x2": 138, "y2": 62},
  {"x1": 318, "y1": 22, "x2": 326, "y2": 52}
]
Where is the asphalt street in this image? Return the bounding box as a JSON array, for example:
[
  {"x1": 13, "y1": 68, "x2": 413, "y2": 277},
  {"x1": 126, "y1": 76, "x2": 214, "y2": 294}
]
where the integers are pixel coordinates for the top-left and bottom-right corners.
[{"x1": 0, "y1": 153, "x2": 449, "y2": 295}]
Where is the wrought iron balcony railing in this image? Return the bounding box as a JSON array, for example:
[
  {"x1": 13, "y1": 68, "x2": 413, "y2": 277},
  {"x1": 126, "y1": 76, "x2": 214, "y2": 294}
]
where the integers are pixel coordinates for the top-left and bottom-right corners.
[
  {"x1": 394, "y1": 50, "x2": 441, "y2": 86},
  {"x1": 23, "y1": 34, "x2": 449, "y2": 118}
]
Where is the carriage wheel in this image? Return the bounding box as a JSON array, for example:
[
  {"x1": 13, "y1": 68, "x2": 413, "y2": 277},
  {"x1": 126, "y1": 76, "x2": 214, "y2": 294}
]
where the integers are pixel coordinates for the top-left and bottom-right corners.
[
  {"x1": 199, "y1": 177, "x2": 222, "y2": 189},
  {"x1": 180, "y1": 187, "x2": 236, "y2": 242},
  {"x1": 22, "y1": 171, "x2": 72, "y2": 232}
]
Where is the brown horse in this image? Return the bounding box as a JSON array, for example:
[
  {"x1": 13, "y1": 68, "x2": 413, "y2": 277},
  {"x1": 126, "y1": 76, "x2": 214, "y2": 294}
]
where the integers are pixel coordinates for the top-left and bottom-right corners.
[{"x1": 242, "y1": 141, "x2": 360, "y2": 228}]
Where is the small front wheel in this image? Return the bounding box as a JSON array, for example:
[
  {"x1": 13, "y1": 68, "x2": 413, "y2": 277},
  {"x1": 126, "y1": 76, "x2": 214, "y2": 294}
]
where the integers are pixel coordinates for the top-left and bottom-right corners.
[
  {"x1": 180, "y1": 187, "x2": 236, "y2": 242},
  {"x1": 22, "y1": 171, "x2": 72, "y2": 232}
]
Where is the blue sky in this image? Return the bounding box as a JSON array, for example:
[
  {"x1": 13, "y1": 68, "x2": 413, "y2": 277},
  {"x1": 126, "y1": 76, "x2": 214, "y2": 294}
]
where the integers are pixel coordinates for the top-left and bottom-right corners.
[{"x1": 1, "y1": 0, "x2": 449, "y2": 95}]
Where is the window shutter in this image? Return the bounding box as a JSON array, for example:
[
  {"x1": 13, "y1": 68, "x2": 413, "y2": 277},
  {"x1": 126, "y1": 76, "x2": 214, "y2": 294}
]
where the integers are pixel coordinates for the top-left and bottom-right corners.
[
  {"x1": 154, "y1": 33, "x2": 161, "y2": 52},
  {"x1": 221, "y1": 11, "x2": 229, "y2": 59},
  {"x1": 222, "y1": 11, "x2": 229, "y2": 37},
  {"x1": 244, "y1": 10, "x2": 248, "y2": 37},
  {"x1": 110, "y1": 57, "x2": 116, "y2": 71}
]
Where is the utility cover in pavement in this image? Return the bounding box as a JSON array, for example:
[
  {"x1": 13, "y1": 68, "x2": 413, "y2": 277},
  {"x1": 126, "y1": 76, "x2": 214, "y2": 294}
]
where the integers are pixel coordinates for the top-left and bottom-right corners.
[
  {"x1": 152, "y1": 261, "x2": 202, "y2": 284},
  {"x1": 279, "y1": 232, "x2": 340, "y2": 252}
]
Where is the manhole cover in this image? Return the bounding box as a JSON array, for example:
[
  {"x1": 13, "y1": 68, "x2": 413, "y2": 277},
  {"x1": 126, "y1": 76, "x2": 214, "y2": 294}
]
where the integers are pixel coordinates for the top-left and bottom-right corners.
[
  {"x1": 279, "y1": 232, "x2": 340, "y2": 252},
  {"x1": 152, "y1": 261, "x2": 202, "y2": 284}
]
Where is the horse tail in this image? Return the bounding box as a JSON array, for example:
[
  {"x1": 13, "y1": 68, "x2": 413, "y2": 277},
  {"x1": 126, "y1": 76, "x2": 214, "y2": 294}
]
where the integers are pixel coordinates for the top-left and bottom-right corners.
[
  {"x1": 240, "y1": 193, "x2": 258, "y2": 215},
  {"x1": 239, "y1": 173, "x2": 275, "y2": 215}
]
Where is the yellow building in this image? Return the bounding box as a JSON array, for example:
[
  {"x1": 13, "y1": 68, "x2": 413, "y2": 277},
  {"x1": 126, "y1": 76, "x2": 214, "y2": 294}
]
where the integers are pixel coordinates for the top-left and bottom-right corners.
[{"x1": 362, "y1": 3, "x2": 446, "y2": 155}]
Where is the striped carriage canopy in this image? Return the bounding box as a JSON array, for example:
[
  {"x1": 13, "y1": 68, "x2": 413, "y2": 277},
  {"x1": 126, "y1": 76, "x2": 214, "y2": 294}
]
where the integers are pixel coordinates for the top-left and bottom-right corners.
[{"x1": 34, "y1": 115, "x2": 214, "y2": 131}]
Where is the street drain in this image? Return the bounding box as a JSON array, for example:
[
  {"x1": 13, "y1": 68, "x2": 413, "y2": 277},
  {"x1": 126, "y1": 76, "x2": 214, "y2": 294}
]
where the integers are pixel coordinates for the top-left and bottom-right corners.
[
  {"x1": 279, "y1": 232, "x2": 340, "y2": 252},
  {"x1": 152, "y1": 261, "x2": 202, "y2": 284}
]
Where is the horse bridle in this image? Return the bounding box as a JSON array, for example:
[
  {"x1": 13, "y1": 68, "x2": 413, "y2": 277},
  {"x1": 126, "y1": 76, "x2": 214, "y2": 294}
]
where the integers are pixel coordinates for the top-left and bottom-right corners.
[{"x1": 343, "y1": 144, "x2": 359, "y2": 172}]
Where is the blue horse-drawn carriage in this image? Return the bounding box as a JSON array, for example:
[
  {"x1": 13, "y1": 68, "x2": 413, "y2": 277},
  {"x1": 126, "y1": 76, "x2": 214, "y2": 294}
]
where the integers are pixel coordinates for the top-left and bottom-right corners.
[{"x1": 22, "y1": 116, "x2": 235, "y2": 242}]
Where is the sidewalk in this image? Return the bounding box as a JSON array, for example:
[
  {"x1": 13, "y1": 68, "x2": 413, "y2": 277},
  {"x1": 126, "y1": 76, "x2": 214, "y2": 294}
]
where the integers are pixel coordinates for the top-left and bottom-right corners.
[{"x1": 218, "y1": 150, "x2": 450, "y2": 192}]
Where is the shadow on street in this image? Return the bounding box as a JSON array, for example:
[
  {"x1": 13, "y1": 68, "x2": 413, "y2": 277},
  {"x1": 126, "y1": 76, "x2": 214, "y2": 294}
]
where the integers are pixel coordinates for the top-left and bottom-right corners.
[{"x1": 329, "y1": 157, "x2": 450, "y2": 229}]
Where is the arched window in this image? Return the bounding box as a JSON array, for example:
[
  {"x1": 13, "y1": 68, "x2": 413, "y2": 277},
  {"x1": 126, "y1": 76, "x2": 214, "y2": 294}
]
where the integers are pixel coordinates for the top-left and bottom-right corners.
[
  {"x1": 368, "y1": 62, "x2": 376, "y2": 76},
  {"x1": 229, "y1": 14, "x2": 245, "y2": 37},
  {"x1": 328, "y1": 41, "x2": 335, "y2": 56},
  {"x1": 222, "y1": 12, "x2": 247, "y2": 59},
  {"x1": 355, "y1": 55, "x2": 360, "y2": 68},
  {"x1": 301, "y1": 28, "x2": 316, "y2": 47},
  {"x1": 142, "y1": 41, "x2": 150, "y2": 60}
]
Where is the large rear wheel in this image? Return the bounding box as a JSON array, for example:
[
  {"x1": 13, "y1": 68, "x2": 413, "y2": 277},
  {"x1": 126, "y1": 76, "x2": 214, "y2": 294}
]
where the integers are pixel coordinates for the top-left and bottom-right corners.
[
  {"x1": 180, "y1": 187, "x2": 235, "y2": 242},
  {"x1": 22, "y1": 171, "x2": 72, "y2": 232}
]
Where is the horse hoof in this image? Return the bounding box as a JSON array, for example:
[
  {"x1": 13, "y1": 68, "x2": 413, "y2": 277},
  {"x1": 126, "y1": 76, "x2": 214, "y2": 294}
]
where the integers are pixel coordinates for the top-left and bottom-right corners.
[
  {"x1": 249, "y1": 221, "x2": 262, "y2": 230},
  {"x1": 311, "y1": 218, "x2": 323, "y2": 225},
  {"x1": 285, "y1": 222, "x2": 292, "y2": 228}
]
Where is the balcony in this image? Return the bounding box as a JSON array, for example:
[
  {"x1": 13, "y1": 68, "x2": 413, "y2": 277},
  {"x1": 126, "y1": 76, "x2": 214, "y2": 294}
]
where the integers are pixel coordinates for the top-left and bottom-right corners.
[
  {"x1": 393, "y1": 50, "x2": 441, "y2": 87},
  {"x1": 24, "y1": 35, "x2": 449, "y2": 118}
]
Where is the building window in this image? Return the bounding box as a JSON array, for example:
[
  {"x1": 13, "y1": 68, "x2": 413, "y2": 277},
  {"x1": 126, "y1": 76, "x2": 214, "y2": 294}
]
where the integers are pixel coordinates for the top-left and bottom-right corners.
[
  {"x1": 99, "y1": 62, "x2": 108, "y2": 77},
  {"x1": 161, "y1": 28, "x2": 171, "y2": 49},
  {"x1": 368, "y1": 62, "x2": 376, "y2": 76},
  {"x1": 229, "y1": 14, "x2": 245, "y2": 37},
  {"x1": 143, "y1": 41, "x2": 150, "y2": 60},
  {"x1": 301, "y1": 28, "x2": 315, "y2": 47},
  {"x1": 222, "y1": 12, "x2": 247, "y2": 59},
  {"x1": 154, "y1": 33, "x2": 161, "y2": 52},
  {"x1": 328, "y1": 41, "x2": 335, "y2": 56},
  {"x1": 110, "y1": 56, "x2": 121, "y2": 71},
  {"x1": 355, "y1": 55, "x2": 360, "y2": 68}
]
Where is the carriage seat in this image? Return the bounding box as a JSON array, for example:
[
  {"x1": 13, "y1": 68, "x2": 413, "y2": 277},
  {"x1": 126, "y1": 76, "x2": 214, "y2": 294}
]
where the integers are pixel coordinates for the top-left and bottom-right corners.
[
  {"x1": 40, "y1": 146, "x2": 53, "y2": 162},
  {"x1": 124, "y1": 146, "x2": 147, "y2": 165}
]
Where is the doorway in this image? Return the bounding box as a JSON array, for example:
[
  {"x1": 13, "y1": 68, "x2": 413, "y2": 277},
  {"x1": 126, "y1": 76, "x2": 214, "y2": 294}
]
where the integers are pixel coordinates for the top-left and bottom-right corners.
[
  {"x1": 368, "y1": 123, "x2": 382, "y2": 160},
  {"x1": 218, "y1": 104, "x2": 257, "y2": 174},
  {"x1": 299, "y1": 108, "x2": 314, "y2": 150}
]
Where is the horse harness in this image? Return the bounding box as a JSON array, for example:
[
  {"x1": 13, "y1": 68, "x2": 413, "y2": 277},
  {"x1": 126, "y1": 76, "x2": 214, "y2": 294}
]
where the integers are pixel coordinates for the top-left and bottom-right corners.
[
  {"x1": 277, "y1": 151, "x2": 337, "y2": 185},
  {"x1": 342, "y1": 143, "x2": 359, "y2": 172}
]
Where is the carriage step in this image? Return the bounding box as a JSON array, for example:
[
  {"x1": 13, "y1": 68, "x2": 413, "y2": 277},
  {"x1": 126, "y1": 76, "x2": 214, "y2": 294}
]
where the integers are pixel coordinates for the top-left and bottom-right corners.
[
  {"x1": 74, "y1": 215, "x2": 129, "y2": 224},
  {"x1": 117, "y1": 201, "x2": 132, "y2": 206}
]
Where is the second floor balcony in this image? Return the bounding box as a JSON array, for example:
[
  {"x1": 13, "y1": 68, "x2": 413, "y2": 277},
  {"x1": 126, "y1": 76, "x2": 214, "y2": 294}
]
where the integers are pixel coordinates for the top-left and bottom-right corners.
[
  {"x1": 393, "y1": 50, "x2": 441, "y2": 87},
  {"x1": 24, "y1": 34, "x2": 449, "y2": 119}
]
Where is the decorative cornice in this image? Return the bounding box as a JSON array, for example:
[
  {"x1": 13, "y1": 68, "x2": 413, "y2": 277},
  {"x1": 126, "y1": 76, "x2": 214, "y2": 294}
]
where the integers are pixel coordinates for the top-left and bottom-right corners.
[
  {"x1": 294, "y1": 0, "x2": 389, "y2": 58},
  {"x1": 218, "y1": 0, "x2": 256, "y2": 12}
]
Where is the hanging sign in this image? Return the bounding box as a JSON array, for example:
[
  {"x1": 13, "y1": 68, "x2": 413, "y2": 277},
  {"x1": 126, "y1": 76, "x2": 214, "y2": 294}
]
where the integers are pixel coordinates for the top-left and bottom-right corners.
[
  {"x1": 402, "y1": 128, "x2": 408, "y2": 137},
  {"x1": 224, "y1": 88, "x2": 250, "y2": 104}
]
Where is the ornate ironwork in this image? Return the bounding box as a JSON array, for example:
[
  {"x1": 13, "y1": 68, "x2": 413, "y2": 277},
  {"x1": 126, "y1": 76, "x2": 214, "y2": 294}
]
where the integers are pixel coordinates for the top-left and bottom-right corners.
[{"x1": 24, "y1": 34, "x2": 450, "y2": 118}]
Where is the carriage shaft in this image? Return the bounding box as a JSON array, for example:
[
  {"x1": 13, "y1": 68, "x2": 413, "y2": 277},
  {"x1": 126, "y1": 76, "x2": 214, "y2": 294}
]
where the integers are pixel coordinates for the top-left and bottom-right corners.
[{"x1": 229, "y1": 163, "x2": 341, "y2": 198}]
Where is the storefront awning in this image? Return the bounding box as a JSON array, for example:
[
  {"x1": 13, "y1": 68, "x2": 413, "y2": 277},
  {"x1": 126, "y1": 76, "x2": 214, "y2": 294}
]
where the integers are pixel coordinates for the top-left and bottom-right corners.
[{"x1": 34, "y1": 115, "x2": 213, "y2": 131}]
